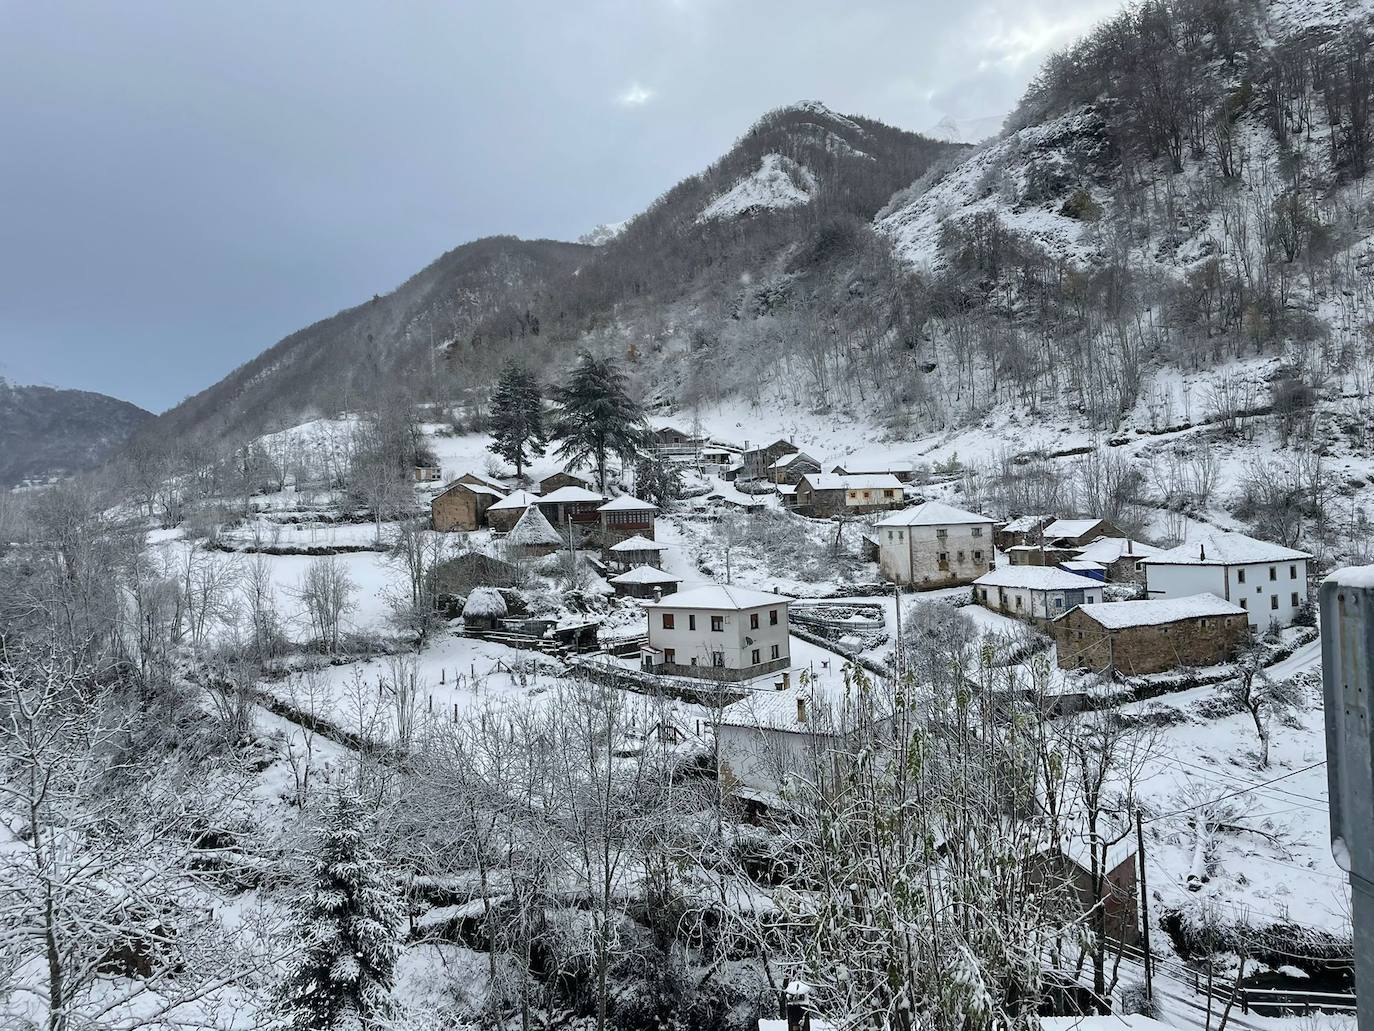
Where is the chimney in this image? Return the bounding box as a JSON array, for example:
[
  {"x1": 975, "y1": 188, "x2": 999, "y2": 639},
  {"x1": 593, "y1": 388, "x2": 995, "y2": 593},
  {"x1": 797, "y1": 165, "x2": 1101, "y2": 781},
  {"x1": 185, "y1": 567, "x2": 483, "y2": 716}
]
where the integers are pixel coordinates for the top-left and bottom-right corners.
[
  {"x1": 653, "y1": 586, "x2": 663, "y2": 601},
  {"x1": 1126, "y1": 539, "x2": 1133, "y2": 555},
  {"x1": 782, "y1": 670, "x2": 791, "y2": 689},
  {"x1": 795, "y1": 696, "x2": 808, "y2": 725},
  {"x1": 774, "y1": 677, "x2": 786, "y2": 692},
  {"x1": 784, "y1": 981, "x2": 812, "y2": 1031},
  {"x1": 1199, "y1": 543, "x2": 1206, "y2": 561}
]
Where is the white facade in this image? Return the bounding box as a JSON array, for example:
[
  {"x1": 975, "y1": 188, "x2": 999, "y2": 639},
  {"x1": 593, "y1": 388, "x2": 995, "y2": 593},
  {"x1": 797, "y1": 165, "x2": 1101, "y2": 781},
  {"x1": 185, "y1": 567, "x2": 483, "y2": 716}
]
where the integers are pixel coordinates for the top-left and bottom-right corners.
[
  {"x1": 1141, "y1": 532, "x2": 1311, "y2": 631},
  {"x1": 717, "y1": 691, "x2": 831, "y2": 795},
  {"x1": 973, "y1": 567, "x2": 1106, "y2": 621},
  {"x1": 875, "y1": 501, "x2": 995, "y2": 587},
  {"x1": 644, "y1": 584, "x2": 790, "y2": 678}
]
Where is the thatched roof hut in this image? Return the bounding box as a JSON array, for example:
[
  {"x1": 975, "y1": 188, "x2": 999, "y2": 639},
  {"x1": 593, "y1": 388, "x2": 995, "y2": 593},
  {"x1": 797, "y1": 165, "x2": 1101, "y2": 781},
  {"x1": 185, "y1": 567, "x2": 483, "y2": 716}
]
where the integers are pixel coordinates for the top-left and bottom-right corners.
[
  {"x1": 461, "y1": 587, "x2": 508, "y2": 630},
  {"x1": 506, "y1": 505, "x2": 564, "y2": 558}
]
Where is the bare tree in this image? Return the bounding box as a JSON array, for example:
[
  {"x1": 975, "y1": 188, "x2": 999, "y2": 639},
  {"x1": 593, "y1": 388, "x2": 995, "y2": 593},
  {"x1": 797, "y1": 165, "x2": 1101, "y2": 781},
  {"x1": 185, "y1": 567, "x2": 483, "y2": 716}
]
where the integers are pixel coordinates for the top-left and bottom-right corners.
[{"x1": 295, "y1": 556, "x2": 356, "y2": 654}]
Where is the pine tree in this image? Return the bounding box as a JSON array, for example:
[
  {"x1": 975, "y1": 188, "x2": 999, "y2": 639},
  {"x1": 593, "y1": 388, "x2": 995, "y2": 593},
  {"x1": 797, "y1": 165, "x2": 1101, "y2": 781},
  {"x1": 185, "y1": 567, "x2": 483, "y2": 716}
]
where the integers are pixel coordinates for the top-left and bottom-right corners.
[
  {"x1": 633, "y1": 455, "x2": 683, "y2": 508},
  {"x1": 278, "y1": 790, "x2": 406, "y2": 1031},
  {"x1": 550, "y1": 349, "x2": 650, "y2": 492},
  {"x1": 488, "y1": 361, "x2": 546, "y2": 480}
]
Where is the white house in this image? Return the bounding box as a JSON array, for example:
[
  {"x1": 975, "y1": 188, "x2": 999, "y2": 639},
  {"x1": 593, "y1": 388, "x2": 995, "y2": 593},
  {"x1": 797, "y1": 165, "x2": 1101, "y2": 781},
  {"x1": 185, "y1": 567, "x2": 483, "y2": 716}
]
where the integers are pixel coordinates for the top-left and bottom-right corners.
[
  {"x1": 716, "y1": 680, "x2": 834, "y2": 796},
  {"x1": 1140, "y1": 531, "x2": 1312, "y2": 630},
  {"x1": 972, "y1": 566, "x2": 1105, "y2": 622},
  {"x1": 641, "y1": 584, "x2": 790, "y2": 681},
  {"x1": 874, "y1": 500, "x2": 995, "y2": 587}
]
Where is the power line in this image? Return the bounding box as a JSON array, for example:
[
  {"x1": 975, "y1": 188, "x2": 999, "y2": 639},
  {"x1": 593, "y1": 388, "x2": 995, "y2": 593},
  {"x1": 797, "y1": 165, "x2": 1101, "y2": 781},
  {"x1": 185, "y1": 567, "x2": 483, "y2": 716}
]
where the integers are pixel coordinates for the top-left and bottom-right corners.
[
  {"x1": 1161, "y1": 754, "x2": 1329, "y2": 807},
  {"x1": 1145, "y1": 761, "x2": 1327, "y2": 822}
]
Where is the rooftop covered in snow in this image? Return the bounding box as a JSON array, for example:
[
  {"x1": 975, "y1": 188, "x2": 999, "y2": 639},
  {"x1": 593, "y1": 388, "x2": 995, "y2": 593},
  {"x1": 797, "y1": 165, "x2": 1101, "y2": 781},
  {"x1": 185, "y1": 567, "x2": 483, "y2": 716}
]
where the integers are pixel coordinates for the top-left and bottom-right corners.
[
  {"x1": 974, "y1": 566, "x2": 1103, "y2": 591},
  {"x1": 875, "y1": 500, "x2": 992, "y2": 527},
  {"x1": 644, "y1": 583, "x2": 790, "y2": 610},
  {"x1": 1141, "y1": 531, "x2": 1311, "y2": 566},
  {"x1": 538, "y1": 485, "x2": 606, "y2": 504},
  {"x1": 1058, "y1": 593, "x2": 1246, "y2": 629},
  {"x1": 608, "y1": 534, "x2": 667, "y2": 552},
  {"x1": 1074, "y1": 537, "x2": 1161, "y2": 563},
  {"x1": 800, "y1": 473, "x2": 903, "y2": 491},
  {"x1": 488, "y1": 488, "x2": 541, "y2": 511},
  {"x1": 609, "y1": 565, "x2": 682, "y2": 585},
  {"x1": 597, "y1": 494, "x2": 658, "y2": 512},
  {"x1": 1043, "y1": 517, "x2": 1109, "y2": 539}
]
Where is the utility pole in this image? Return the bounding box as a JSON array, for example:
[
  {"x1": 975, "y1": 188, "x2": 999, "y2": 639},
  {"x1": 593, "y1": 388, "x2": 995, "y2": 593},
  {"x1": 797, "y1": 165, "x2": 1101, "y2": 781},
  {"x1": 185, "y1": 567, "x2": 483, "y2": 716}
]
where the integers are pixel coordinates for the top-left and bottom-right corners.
[
  {"x1": 1319, "y1": 570, "x2": 1374, "y2": 1030},
  {"x1": 893, "y1": 582, "x2": 903, "y2": 683},
  {"x1": 1135, "y1": 810, "x2": 1153, "y2": 1004}
]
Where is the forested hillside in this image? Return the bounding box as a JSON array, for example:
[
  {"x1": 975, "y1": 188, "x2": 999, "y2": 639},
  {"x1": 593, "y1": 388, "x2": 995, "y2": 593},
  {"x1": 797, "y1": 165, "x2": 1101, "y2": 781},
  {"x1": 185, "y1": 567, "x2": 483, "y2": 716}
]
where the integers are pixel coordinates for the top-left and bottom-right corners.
[{"x1": 0, "y1": 378, "x2": 151, "y2": 486}]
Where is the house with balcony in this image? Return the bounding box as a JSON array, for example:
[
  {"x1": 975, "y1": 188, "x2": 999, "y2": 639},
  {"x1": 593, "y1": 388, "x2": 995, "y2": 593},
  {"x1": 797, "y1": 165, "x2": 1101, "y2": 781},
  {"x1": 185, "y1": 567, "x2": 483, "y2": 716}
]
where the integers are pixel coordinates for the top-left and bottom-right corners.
[
  {"x1": 874, "y1": 500, "x2": 995, "y2": 587},
  {"x1": 640, "y1": 584, "x2": 790, "y2": 682},
  {"x1": 793, "y1": 473, "x2": 904, "y2": 518}
]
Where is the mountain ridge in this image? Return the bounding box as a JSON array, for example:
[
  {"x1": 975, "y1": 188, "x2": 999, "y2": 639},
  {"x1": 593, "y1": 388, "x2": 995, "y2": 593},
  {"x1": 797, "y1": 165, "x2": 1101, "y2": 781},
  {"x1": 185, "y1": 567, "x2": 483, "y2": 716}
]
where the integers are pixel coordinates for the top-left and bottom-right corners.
[{"x1": 0, "y1": 379, "x2": 153, "y2": 487}]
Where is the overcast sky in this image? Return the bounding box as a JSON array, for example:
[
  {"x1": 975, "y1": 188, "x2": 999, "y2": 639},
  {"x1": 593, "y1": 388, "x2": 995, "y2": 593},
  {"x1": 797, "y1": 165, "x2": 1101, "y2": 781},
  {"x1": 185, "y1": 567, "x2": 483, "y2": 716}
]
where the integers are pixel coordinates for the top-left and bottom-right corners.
[{"x1": 0, "y1": 0, "x2": 1121, "y2": 413}]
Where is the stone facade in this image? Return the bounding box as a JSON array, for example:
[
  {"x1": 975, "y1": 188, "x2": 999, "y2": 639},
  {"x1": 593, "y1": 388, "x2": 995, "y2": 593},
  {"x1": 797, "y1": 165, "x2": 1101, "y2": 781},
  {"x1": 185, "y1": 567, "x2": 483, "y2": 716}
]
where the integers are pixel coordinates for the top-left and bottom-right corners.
[
  {"x1": 877, "y1": 519, "x2": 994, "y2": 587},
  {"x1": 1052, "y1": 607, "x2": 1249, "y2": 674},
  {"x1": 431, "y1": 482, "x2": 502, "y2": 532}
]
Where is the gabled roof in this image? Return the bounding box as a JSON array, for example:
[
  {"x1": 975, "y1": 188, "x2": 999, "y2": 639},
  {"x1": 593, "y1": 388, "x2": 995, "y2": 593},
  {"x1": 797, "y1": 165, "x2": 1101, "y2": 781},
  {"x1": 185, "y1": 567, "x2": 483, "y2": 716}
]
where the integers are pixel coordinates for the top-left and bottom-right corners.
[
  {"x1": 718, "y1": 686, "x2": 828, "y2": 732},
  {"x1": 506, "y1": 505, "x2": 564, "y2": 547},
  {"x1": 743, "y1": 438, "x2": 792, "y2": 455},
  {"x1": 875, "y1": 500, "x2": 992, "y2": 527},
  {"x1": 801, "y1": 473, "x2": 903, "y2": 491},
  {"x1": 538, "y1": 485, "x2": 606, "y2": 504},
  {"x1": 597, "y1": 494, "x2": 658, "y2": 512},
  {"x1": 1059, "y1": 560, "x2": 1105, "y2": 573},
  {"x1": 437, "y1": 480, "x2": 506, "y2": 499},
  {"x1": 831, "y1": 459, "x2": 914, "y2": 474},
  {"x1": 974, "y1": 566, "x2": 1104, "y2": 591},
  {"x1": 1074, "y1": 537, "x2": 1162, "y2": 564},
  {"x1": 608, "y1": 534, "x2": 668, "y2": 552},
  {"x1": 1043, "y1": 517, "x2": 1109, "y2": 539},
  {"x1": 644, "y1": 583, "x2": 790, "y2": 610},
  {"x1": 1000, "y1": 514, "x2": 1053, "y2": 533},
  {"x1": 488, "y1": 488, "x2": 541, "y2": 512},
  {"x1": 1141, "y1": 531, "x2": 1311, "y2": 566},
  {"x1": 776, "y1": 484, "x2": 798, "y2": 496},
  {"x1": 769, "y1": 451, "x2": 819, "y2": 469},
  {"x1": 609, "y1": 565, "x2": 682, "y2": 585},
  {"x1": 1059, "y1": 593, "x2": 1246, "y2": 629}
]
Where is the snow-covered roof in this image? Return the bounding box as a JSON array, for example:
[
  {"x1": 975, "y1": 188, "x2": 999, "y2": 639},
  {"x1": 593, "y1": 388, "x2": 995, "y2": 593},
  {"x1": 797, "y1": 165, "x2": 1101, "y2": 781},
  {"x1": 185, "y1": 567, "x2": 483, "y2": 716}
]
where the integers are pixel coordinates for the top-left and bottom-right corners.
[
  {"x1": 462, "y1": 587, "x2": 508, "y2": 618},
  {"x1": 974, "y1": 567, "x2": 1103, "y2": 591},
  {"x1": 1141, "y1": 531, "x2": 1311, "y2": 566},
  {"x1": 597, "y1": 494, "x2": 658, "y2": 512},
  {"x1": 769, "y1": 451, "x2": 817, "y2": 469},
  {"x1": 776, "y1": 484, "x2": 797, "y2": 496},
  {"x1": 875, "y1": 500, "x2": 992, "y2": 527},
  {"x1": 439, "y1": 480, "x2": 505, "y2": 499},
  {"x1": 488, "y1": 489, "x2": 541, "y2": 512},
  {"x1": 718, "y1": 686, "x2": 829, "y2": 732},
  {"x1": 801, "y1": 473, "x2": 903, "y2": 491},
  {"x1": 644, "y1": 583, "x2": 790, "y2": 610},
  {"x1": 538, "y1": 485, "x2": 606, "y2": 504},
  {"x1": 608, "y1": 534, "x2": 667, "y2": 552},
  {"x1": 1061, "y1": 593, "x2": 1246, "y2": 629},
  {"x1": 1000, "y1": 514, "x2": 1051, "y2": 533},
  {"x1": 1074, "y1": 537, "x2": 1162, "y2": 564},
  {"x1": 609, "y1": 565, "x2": 682, "y2": 585},
  {"x1": 1043, "y1": 517, "x2": 1108, "y2": 539},
  {"x1": 506, "y1": 505, "x2": 564, "y2": 547},
  {"x1": 831, "y1": 460, "x2": 914, "y2": 474},
  {"x1": 1060, "y1": 560, "x2": 1105, "y2": 573},
  {"x1": 1040, "y1": 1017, "x2": 1171, "y2": 1031}
]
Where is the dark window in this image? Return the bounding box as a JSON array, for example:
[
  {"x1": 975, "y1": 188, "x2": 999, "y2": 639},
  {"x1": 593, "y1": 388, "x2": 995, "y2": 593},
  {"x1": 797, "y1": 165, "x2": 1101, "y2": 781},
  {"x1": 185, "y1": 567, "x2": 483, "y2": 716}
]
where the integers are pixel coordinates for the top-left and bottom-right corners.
[
  {"x1": 751, "y1": 648, "x2": 760, "y2": 664},
  {"x1": 711, "y1": 615, "x2": 724, "y2": 632},
  {"x1": 1290, "y1": 565, "x2": 1298, "y2": 579},
  {"x1": 750, "y1": 612, "x2": 760, "y2": 630},
  {"x1": 1291, "y1": 592, "x2": 1300, "y2": 607},
  {"x1": 688, "y1": 614, "x2": 696, "y2": 631},
  {"x1": 711, "y1": 652, "x2": 724, "y2": 668},
  {"x1": 939, "y1": 552, "x2": 949, "y2": 563},
  {"x1": 1240, "y1": 598, "x2": 1248, "y2": 610},
  {"x1": 1271, "y1": 595, "x2": 1279, "y2": 610},
  {"x1": 973, "y1": 550, "x2": 984, "y2": 561},
  {"x1": 1269, "y1": 566, "x2": 1277, "y2": 581},
  {"x1": 1237, "y1": 568, "x2": 1246, "y2": 584},
  {"x1": 971, "y1": 527, "x2": 983, "y2": 537},
  {"x1": 957, "y1": 551, "x2": 966, "y2": 562},
  {"x1": 662, "y1": 613, "x2": 674, "y2": 629},
  {"x1": 664, "y1": 648, "x2": 675, "y2": 663},
  {"x1": 770, "y1": 644, "x2": 780, "y2": 659},
  {"x1": 769, "y1": 609, "x2": 779, "y2": 625}
]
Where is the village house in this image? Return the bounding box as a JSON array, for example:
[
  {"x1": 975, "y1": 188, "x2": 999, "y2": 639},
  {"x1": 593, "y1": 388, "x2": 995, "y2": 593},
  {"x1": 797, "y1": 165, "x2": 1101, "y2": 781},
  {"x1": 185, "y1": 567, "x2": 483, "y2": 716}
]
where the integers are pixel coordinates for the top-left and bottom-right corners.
[
  {"x1": 538, "y1": 470, "x2": 593, "y2": 494},
  {"x1": 993, "y1": 514, "x2": 1054, "y2": 551},
  {"x1": 597, "y1": 494, "x2": 658, "y2": 542},
  {"x1": 1005, "y1": 543, "x2": 1081, "y2": 568},
  {"x1": 793, "y1": 473, "x2": 904, "y2": 518},
  {"x1": 412, "y1": 463, "x2": 442, "y2": 483},
  {"x1": 431, "y1": 479, "x2": 507, "y2": 532},
  {"x1": 874, "y1": 500, "x2": 995, "y2": 587},
  {"x1": 1140, "y1": 531, "x2": 1312, "y2": 630},
  {"x1": 640, "y1": 584, "x2": 790, "y2": 681},
  {"x1": 972, "y1": 566, "x2": 1105, "y2": 623},
  {"x1": 716, "y1": 679, "x2": 834, "y2": 796},
  {"x1": 767, "y1": 451, "x2": 822, "y2": 485},
  {"x1": 699, "y1": 441, "x2": 742, "y2": 471},
  {"x1": 1052, "y1": 594, "x2": 1249, "y2": 675},
  {"x1": 486, "y1": 489, "x2": 540, "y2": 534},
  {"x1": 1058, "y1": 559, "x2": 1106, "y2": 581},
  {"x1": 503, "y1": 505, "x2": 565, "y2": 559},
  {"x1": 608, "y1": 565, "x2": 682, "y2": 599},
  {"x1": 607, "y1": 534, "x2": 668, "y2": 570},
  {"x1": 1041, "y1": 517, "x2": 1123, "y2": 548},
  {"x1": 776, "y1": 483, "x2": 798, "y2": 507},
  {"x1": 740, "y1": 439, "x2": 796, "y2": 481},
  {"x1": 829, "y1": 459, "x2": 916, "y2": 483},
  {"x1": 1073, "y1": 536, "x2": 1162, "y2": 583},
  {"x1": 1030, "y1": 835, "x2": 1140, "y2": 948},
  {"x1": 535, "y1": 485, "x2": 606, "y2": 532}
]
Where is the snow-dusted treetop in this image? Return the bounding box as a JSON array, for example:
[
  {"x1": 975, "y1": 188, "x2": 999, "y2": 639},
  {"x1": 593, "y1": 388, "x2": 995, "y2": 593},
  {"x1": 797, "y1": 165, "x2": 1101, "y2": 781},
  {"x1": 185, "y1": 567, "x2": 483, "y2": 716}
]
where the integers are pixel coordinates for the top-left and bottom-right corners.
[{"x1": 697, "y1": 154, "x2": 818, "y2": 222}]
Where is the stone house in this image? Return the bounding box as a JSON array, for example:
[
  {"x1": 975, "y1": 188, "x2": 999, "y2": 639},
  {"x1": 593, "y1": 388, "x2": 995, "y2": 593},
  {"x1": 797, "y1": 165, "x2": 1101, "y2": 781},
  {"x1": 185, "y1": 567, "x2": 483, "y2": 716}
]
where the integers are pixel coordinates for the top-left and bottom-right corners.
[
  {"x1": 431, "y1": 480, "x2": 506, "y2": 532},
  {"x1": 740, "y1": 439, "x2": 795, "y2": 481},
  {"x1": 1140, "y1": 531, "x2": 1312, "y2": 631},
  {"x1": 993, "y1": 514, "x2": 1054, "y2": 551},
  {"x1": 597, "y1": 494, "x2": 658, "y2": 542},
  {"x1": 874, "y1": 500, "x2": 995, "y2": 587},
  {"x1": 413, "y1": 463, "x2": 442, "y2": 483},
  {"x1": 1072, "y1": 537, "x2": 1162, "y2": 584},
  {"x1": 641, "y1": 584, "x2": 790, "y2": 681},
  {"x1": 1051, "y1": 594, "x2": 1249, "y2": 675},
  {"x1": 767, "y1": 451, "x2": 822, "y2": 485},
  {"x1": 538, "y1": 470, "x2": 593, "y2": 494},
  {"x1": 972, "y1": 566, "x2": 1105, "y2": 623},
  {"x1": 829, "y1": 460, "x2": 916, "y2": 483},
  {"x1": 1005, "y1": 543, "x2": 1081, "y2": 568},
  {"x1": 1041, "y1": 517, "x2": 1124, "y2": 548},
  {"x1": 486, "y1": 489, "x2": 541, "y2": 534},
  {"x1": 608, "y1": 565, "x2": 682, "y2": 599},
  {"x1": 793, "y1": 473, "x2": 904, "y2": 518}
]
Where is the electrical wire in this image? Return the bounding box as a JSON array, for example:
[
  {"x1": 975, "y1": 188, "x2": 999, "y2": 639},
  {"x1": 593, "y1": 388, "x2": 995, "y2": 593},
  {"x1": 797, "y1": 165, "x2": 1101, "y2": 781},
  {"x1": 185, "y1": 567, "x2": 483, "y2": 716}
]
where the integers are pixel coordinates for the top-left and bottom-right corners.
[{"x1": 1144, "y1": 761, "x2": 1327, "y2": 822}]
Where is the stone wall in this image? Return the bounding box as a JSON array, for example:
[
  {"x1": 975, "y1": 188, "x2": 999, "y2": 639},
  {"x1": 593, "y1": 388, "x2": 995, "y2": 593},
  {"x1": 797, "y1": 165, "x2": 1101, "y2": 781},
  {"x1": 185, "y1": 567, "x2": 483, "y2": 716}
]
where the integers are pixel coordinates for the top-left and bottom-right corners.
[{"x1": 1054, "y1": 610, "x2": 1249, "y2": 674}]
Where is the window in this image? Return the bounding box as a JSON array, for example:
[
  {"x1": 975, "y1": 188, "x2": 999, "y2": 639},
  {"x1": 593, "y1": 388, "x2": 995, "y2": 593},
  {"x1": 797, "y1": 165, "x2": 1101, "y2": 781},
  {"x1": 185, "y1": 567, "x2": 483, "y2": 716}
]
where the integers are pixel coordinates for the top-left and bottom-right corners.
[
  {"x1": 957, "y1": 550, "x2": 965, "y2": 562},
  {"x1": 973, "y1": 550, "x2": 984, "y2": 562},
  {"x1": 1291, "y1": 564, "x2": 1298, "y2": 579},
  {"x1": 1053, "y1": 597, "x2": 1063, "y2": 610},
  {"x1": 1240, "y1": 598, "x2": 1248, "y2": 610},
  {"x1": 971, "y1": 527, "x2": 983, "y2": 538},
  {"x1": 769, "y1": 609, "x2": 779, "y2": 625},
  {"x1": 862, "y1": 491, "x2": 871, "y2": 500},
  {"x1": 887, "y1": 531, "x2": 894, "y2": 541},
  {"x1": 936, "y1": 528, "x2": 948, "y2": 539},
  {"x1": 688, "y1": 614, "x2": 696, "y2": 631},
  {"x1": 1291, "y1": 592, "x2": 1300, "y2": 607},
  {"x1": 750, "y1": 612, "x2": 760, "y2": 630},
  {"x1": 883, "y1": 490, "x2": 894, "y2": 498},
  {"x1": 662, "y1": 613, "x2": 675, "y2": 630},
  {"x1": 751, "y1": 648, "x2": 760, "y2": 664},
  {"x1": 690, "y1": 657, "x2": 697, "y2": 666},
  {"x1": 664, "y1": 648, "x2": 675, "y2": 663},
  {"x1": 1076, "y1": 630, "x2": 1084, "y2": 640},
  {"x1": 711, "y1": 615, "x2": 724, "y2": 632},
  {"x1": 711, "y1": 652, "x2": 724, "y2": 668},
  {"x1": 897, "y1": 531, "x2": 904, "y2": 540},
  {"x1": 1271, "y1": 595, "x2": 1279, "y2": 611},
  {"x1": 1237, "y1": 568, "x2": 1246, "y2": 584},
  {"x1": 938, "y1": 552, "x2": 949, "y2": 564},
  {"x1": 770, "y1": 644, "x2": 780, "y2": 659},
  {"x1": 1269, "y1": 566, "x2": 1277, "y2": 581},
  {"x1": 1015, "y1": 595, "x2": 1023, "y2": 610},
  {"x1": 1199, "y1": 619, "x2": 1208, "y2": 628}
]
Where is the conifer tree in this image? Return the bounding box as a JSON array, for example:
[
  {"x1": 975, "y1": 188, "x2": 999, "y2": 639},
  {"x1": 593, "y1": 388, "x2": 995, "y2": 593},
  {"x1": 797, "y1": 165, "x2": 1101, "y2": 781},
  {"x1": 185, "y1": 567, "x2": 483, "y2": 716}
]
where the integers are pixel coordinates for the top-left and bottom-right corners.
[
  {"x1": 550, "y1": 349, "x2": 650, "y2": 492},
  {"x1": 278, "y1": 790, "x2": 405, "y2": 1031},
  {"x1": 487, "y1": 360, "x2": 546, "y2": 480}
]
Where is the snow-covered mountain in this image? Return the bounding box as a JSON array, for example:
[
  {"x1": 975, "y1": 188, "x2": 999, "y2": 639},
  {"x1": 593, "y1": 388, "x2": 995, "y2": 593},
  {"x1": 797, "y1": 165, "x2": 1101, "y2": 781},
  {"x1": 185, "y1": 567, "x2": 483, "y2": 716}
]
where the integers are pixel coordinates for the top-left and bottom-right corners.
[
  {"x1": 926, "y1": 113, "x2": 1005, "y2": 144},
  {"x1": 577, "y1": 220, "x2": 630, "y2": 246},
  {"x1": 0, "y1": 379, "x2": 152, "y2": 486},
  {"x1": 697, "y1": 153, "x2": 818, "y2": 221}
]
